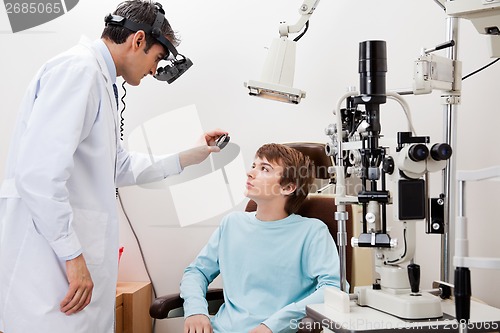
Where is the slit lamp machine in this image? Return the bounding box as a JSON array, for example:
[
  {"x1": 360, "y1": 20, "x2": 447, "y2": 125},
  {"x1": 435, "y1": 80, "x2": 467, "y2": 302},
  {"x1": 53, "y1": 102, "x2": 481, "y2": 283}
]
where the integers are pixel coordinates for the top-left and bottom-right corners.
[{"x1": 245, "y1": 0, "x2": 500, "y2": 327}]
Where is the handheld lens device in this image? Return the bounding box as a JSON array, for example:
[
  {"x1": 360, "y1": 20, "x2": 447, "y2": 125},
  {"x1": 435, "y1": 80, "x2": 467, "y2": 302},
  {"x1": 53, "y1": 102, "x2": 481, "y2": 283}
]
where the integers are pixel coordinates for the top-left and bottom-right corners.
[
  {"x1": 104, "y1": 2, "x2": 193, "y2": 83},
  {"x1": 215, "y1": 134, "x2": 230, "y2": 149}
]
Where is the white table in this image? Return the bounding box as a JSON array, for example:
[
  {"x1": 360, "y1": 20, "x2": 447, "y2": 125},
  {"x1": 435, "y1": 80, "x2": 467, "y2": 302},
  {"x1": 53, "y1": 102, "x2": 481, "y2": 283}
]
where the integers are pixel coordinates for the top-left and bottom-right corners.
[{"x1": 305, "y1": 299, "x2": 500, "y2": 333}]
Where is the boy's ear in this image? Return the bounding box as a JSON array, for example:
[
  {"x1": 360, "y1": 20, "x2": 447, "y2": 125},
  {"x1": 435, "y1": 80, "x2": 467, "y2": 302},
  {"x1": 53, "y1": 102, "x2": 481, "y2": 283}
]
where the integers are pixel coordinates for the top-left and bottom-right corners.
[{"x1": 280, "y1": 182, "x2": 297, "y2": 196}]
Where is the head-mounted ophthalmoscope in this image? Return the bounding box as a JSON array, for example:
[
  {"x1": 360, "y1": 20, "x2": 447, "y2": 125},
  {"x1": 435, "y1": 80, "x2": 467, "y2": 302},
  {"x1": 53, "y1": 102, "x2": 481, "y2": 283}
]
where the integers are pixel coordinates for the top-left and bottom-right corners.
[{"x1": 104, "y1": 2, "x2": 192, "y2": 83}]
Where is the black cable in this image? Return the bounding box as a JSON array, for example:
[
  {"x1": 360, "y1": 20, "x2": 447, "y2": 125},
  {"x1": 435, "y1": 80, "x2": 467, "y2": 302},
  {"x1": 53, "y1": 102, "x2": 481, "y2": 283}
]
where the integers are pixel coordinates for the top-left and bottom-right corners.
[
  {"x1": 462, "y1": 58, "x2": 500, "y2": 81},
  {"x1": 433, "y1": 0, "x2": 446, "y2": 11},
  {"x1": 386, "y1": 227, "x2": 407, "y2": 264},
  {"x1": 117, "y1": 190, "x2": 157, "y2": 333},
  {"x1": 116, "y1": 85, "x2": 157, "y2": 332},
  {"x1": 293, "y1": 20, "x2": 309, "y2": 42},
  {"x1": 119, "y1": 81, "x2": 127, "y2": 141},
  {"x1": 115, "y1": 82, "x2": 128, "y2": 199}
]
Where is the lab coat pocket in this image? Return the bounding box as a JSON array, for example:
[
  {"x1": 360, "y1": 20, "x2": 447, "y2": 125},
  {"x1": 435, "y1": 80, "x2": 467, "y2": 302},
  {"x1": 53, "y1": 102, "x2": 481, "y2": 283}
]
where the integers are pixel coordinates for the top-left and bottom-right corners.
[{"x1": 72, "y1": 208, "x2": 109, "y2": 266}]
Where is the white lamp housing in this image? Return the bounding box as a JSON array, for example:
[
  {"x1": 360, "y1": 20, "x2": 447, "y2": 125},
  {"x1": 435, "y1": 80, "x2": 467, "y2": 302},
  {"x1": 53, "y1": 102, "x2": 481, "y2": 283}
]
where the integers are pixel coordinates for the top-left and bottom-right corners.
[{"x1": 245, "y1": 37, "x2": 306, "y2": 104}]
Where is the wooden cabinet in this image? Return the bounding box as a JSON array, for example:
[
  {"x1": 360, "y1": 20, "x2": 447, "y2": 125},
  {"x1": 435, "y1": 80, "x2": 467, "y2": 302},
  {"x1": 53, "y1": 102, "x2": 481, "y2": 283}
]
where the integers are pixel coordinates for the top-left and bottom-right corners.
[{"x1": 115, "y1": 281, "x2": 152, "y2": 333}]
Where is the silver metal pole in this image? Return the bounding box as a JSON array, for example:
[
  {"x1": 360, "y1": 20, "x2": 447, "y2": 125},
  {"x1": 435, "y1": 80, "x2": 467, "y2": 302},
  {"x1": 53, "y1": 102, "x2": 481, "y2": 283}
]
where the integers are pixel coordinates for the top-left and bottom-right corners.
[
  {"x1": 335, "y1": 210, "x2": 349, "y2": 292},
  {"x1": 458, "y1": 180, "x2": 465, "y2": 218},
  {"x1": 441, "y1": 14, "x2": 460, "y2": 283}
]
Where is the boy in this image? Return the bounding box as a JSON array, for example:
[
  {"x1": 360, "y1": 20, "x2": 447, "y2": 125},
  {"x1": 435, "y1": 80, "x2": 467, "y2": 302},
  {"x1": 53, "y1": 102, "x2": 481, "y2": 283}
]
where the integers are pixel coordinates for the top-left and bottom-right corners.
[{"x1": 180, "y1": 143, "x2": 342, "y2": 333}]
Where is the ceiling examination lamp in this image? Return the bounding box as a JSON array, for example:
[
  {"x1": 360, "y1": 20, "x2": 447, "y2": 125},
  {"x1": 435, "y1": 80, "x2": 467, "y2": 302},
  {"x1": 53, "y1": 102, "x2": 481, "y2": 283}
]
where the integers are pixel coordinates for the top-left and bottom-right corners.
[
  {"x1": 245, "y1": 38, "x2": 305, "y2": 104},
  {"x1": 244, "y1": 0, "x2": 320, "y2": 104}
]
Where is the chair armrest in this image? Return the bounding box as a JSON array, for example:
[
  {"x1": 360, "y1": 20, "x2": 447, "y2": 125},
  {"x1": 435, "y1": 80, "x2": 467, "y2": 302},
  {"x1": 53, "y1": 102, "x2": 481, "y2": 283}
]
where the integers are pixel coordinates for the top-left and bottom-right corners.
[
  {"x1": 149, "y1": 293, "x2": 184, "y2": 319},
  {"x1": 205, "y1": 288, "x2": 224, "y2": 302},
  {"x1": 149, "y1": 288, "x2": 225, "y2": 319}
]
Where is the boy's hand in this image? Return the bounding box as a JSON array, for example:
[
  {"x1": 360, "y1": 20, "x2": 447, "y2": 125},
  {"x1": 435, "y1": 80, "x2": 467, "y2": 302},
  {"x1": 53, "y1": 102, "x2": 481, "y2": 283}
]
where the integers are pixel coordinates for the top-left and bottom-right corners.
[
  {"x1": 184, "y1": 314, "x2": 213, "y2": 333},
  {"x1": 249, "y1": 324, "x2": 272, "y2": 333}
]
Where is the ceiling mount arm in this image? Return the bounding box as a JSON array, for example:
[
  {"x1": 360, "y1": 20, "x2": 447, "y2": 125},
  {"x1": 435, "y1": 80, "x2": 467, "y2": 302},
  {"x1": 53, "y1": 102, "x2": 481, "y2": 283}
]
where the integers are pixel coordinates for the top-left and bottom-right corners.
[{"x1": 279, "y1": 0, "x2": 320, "y2": 37}]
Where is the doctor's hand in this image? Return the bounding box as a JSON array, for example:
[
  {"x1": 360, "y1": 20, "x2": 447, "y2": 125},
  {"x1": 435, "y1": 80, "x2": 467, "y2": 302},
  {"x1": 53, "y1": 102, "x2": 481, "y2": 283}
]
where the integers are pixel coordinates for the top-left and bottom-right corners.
[
  {"x1": 249, "y1": 324, "x2": 272, "y2": 333},
  {"x1": 203, "y1": 129, "x2": 228, "y2": 147},
  {"x1": 184, "y1": 314, "x2": 213, "y2": 333},
  {"x1": 179, "y1": 129, "x2": 228, "y2": 169},
  {"x1": 60, "y1": 254, "x2": 94, "y2": 315}
]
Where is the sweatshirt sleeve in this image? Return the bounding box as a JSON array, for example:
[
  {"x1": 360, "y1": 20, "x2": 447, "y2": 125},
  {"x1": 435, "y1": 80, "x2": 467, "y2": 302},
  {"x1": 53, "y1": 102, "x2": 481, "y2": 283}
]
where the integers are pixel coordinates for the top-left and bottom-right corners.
[
  {"x1": 180, "y1": 222, "x2": 223, "y2": 317},
  {"x1": 263, "y1": 223, "x2": 346, "y2": 332}
]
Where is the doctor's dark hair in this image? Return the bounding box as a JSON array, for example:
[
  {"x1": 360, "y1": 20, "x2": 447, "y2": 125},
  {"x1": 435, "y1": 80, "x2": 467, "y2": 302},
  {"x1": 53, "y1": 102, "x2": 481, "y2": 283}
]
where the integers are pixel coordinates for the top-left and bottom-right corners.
[
  {"x1": 256, "y1": 144, "x2": 314, "y2": 215},
  {"x1": 101, "y1": 0, "x2": 180, "y2": 53}
]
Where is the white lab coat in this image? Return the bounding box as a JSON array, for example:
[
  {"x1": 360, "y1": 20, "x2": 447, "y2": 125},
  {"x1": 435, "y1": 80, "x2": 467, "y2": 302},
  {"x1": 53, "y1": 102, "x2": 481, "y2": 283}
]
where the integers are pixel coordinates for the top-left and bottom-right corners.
[{"x1": 0, "y1": 37, "x2": 181, "y2": 333}]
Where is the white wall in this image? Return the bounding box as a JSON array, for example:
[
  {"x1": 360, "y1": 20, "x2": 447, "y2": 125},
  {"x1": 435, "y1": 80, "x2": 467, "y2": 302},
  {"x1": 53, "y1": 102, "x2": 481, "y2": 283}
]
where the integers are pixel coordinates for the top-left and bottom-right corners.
[{"x1": 1, "y1": 1, "x2": 499, "y2": 332}]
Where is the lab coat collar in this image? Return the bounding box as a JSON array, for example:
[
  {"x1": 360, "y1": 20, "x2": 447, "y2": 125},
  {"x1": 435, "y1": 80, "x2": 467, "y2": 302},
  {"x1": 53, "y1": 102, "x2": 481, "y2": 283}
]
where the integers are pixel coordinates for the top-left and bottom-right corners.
[
  {"x1": 92, "y1": 39, "x2": 117, "y2": 84},
  {"x1": 78, "y1": 36, "x2": 115, "y2": 85},
  {"x1": 78, "y1": 36, "x2": 120, "y2": 126}
]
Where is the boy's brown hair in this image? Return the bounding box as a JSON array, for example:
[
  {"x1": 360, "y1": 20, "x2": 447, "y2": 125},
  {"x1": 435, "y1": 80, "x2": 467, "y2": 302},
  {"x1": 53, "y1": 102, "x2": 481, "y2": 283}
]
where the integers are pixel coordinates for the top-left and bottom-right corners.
[{"x1": 256, "y1": 143, "x2": 314, "y2": 214}]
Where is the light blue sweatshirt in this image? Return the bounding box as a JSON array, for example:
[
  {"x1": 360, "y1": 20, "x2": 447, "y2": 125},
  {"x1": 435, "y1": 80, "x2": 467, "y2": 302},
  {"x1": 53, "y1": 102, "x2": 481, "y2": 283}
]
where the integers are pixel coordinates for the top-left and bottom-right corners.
[{"x1": 180, "y1": 211, "x2": 344, "y2": 333}]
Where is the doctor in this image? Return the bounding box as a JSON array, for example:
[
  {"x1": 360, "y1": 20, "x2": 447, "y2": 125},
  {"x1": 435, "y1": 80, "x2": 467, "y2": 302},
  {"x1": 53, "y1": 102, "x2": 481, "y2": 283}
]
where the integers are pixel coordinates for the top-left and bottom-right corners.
[{"x1": 0, "y1": 1, "x2": 226, "y2": 332}]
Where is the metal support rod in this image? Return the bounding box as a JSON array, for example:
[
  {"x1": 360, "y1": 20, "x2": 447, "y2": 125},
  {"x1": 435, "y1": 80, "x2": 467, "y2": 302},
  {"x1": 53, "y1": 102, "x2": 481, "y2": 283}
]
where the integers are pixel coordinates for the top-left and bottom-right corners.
[
  {"x1": 458, "y1": 180, "x2": 465, "y2": 218},
  {"x1": 337, "y1": 217, "x2": 348, "y2": 292},
  {"x1": 333, "y1": 90, "x2": 358, "y2": 294},
  {"x1": 441, "y1": 14, "x2": 460, "y2": 283}
]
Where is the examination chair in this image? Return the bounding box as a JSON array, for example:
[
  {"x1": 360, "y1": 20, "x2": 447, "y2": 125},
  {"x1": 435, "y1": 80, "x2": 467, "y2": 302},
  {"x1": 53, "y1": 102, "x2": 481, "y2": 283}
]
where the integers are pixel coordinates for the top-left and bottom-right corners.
[{"x1": 149, "y1": 143, "x2": 354, "y2": 332}]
